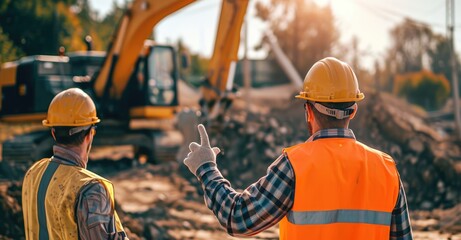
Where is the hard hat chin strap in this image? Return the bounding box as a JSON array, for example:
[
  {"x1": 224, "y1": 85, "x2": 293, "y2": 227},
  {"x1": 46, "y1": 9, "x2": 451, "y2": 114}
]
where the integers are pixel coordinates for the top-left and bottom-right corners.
[{"x1": 313, "y1": 103, "x2": 356, "y2": 120}]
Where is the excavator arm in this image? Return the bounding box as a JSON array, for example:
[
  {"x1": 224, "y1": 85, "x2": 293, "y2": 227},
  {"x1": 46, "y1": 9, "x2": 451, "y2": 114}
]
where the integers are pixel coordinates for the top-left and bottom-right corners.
[
  {"x1": 94, "y1": 0, "x2": 196, "y2": 99},
  {"x1": 94, "y1": 0, "x2": 249, "y2": 109},
  {"x1": 94, "y1": 0, "x2": 249, "y2": 119},
  {"x1": 202, "y1": 0, "x2": 249, "y2": 118}
]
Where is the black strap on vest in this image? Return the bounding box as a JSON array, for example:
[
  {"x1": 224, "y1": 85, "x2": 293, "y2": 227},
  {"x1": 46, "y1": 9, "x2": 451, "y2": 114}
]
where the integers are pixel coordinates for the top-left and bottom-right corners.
[{"x1": 37, "y1": 160, "x2": 60, "y2": 240}]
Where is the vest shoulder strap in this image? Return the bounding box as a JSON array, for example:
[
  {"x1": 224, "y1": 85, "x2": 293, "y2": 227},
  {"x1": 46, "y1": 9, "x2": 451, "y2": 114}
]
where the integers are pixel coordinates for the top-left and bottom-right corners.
[
  {"x1": 283, "y1": 142, "x2": 309, "y2": 154},
  {"x1": 356, "y1": 141, "x2": 396, "y2": 164}
]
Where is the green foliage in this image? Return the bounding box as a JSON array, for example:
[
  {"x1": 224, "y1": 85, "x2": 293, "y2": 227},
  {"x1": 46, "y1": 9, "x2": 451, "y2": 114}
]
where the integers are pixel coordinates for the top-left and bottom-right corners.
[
  {"x1": 0, "y1": 0, "x2": 125, "y2": 59},
  {"x1": 380, "y1": 18, "x2": 461, "y2": 98},
  {"x1": 176, "y1": 39, "x2": 190, "y2": 80},
  {"x1": 429, "y1": 37, "x2": 452, "y2": 79},
  {"x1": 255, "y1": 0, "x2": 339, "y2": 74},
  {"x1": 0, "y1": 1, "x2": 75, "y2": 55},
  {"x1": 190, "y1": 54, "x2": 209, "y2": 76},
  {"x1": 383, "y1": 19, "x2": 461, "y2": 86},
  {"x1": 186, "y1": 54, "x2": 210, "y2": 87},
  {"x1": 0, "y1": 27, "x2": 22, "y2": 63},
  {"x1": 175, "y1": 38, "x2": 210, "y2": 86},
  {"x1": 428, "y1": 36, "x2": 461, "y2": 95},
  {"x1": 91, "y1": 1, "x2": 125, "y2": 51},
  {"x1": 394, "y1": 70, "x2": 451, "y2": 110}
]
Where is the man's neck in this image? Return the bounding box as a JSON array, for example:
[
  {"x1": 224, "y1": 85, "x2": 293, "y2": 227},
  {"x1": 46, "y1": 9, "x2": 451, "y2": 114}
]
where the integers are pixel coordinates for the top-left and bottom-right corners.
[{"x1": 54, "y1": 144, "x2": 88, "y2": 168}]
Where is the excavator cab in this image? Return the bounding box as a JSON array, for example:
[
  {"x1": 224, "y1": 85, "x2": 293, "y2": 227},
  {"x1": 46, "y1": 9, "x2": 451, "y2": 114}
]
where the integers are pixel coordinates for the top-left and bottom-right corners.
[
  {"x1": 145, "y1": 46, "x2": 177, "y2": 106},
  {"x1": 126, "y1": 45, "x2": 179, "y2": 119}
]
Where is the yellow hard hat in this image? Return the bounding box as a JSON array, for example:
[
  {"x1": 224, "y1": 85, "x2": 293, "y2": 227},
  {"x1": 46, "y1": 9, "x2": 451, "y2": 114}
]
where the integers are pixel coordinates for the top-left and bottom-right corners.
[
  {"x1": 42, "y1": 88, "x2": 100, "y2": 127},
  {"x1": 296, "y1": 57, "x2": 365, "y2": 102}
]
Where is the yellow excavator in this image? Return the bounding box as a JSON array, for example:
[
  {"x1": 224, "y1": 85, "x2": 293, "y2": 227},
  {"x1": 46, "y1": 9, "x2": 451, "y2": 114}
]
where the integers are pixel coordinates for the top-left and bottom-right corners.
[{"x1": 0, "y1": 0, "x2": 249, "y2": 178}]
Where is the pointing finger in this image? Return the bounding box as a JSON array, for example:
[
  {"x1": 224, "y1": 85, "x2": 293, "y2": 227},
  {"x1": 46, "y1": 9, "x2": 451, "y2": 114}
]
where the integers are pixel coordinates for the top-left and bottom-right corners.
[
  {"x1": 197, "y1": 124, "x2": 211, "y2": 147},
  {"x1": 189, "y1": 142, "x2": 200, "y2": 151}
]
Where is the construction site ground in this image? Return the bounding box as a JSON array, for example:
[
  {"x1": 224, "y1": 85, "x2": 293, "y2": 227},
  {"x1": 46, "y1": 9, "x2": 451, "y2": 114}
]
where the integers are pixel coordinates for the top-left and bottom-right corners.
[{"x1": 1, "y1": 86, "x2": 461, "y2": 239}]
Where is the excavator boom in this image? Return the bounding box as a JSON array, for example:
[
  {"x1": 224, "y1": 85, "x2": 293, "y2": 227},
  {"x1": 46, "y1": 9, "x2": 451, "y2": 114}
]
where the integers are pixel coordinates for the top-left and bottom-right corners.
[
  {"x1": 94, "y1": 0, "x2": 249, "y2": 118},
  {"x1": 94, "y1": 0, "x2": 196, "y2": 99},
  {"x1": 204, "y1": 0, "x2": 249, "y2": 102}
]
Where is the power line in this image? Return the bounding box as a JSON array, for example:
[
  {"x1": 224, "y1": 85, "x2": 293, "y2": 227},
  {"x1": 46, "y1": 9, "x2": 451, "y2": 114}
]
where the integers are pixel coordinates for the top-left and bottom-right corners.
[
  {"x1": 353, "y1": 0, "x2": 399, "y2": 23},
  {"x1": 423, "y1": 0, "x2": 445, "y2": 17},
  {"x1": 354, "y1": 0, "x2": 446, "y2": 29}
]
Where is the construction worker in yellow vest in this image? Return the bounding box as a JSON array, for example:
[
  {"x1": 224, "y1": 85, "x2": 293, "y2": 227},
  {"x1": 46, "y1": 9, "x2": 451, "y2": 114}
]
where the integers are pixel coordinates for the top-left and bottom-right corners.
[
  {"x1": 183, "y1": 57, "x2": 413, "y2": 239},
  {"x1": 22, "y1": 88, "x2": 128, "y2": 240}
]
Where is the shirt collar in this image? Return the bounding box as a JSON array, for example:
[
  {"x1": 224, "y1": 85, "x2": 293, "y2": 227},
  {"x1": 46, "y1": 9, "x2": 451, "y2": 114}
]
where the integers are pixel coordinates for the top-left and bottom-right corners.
[
  {"x1": 307, "y1": 128, "x2": 356, "y2": 142},
  {"x1": 52, "y1": 145, "x2": 86, "y2": 168}
]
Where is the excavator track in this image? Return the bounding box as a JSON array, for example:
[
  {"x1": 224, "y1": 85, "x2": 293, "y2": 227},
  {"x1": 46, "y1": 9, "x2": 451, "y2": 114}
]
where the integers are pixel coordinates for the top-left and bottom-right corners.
[{"x1": 1, "y1": 131, "x2": 53, "y2": 179}]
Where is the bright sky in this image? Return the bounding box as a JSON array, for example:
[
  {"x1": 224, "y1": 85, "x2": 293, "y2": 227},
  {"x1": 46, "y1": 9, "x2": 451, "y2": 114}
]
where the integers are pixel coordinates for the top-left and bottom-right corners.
[{"x1": 89, "y1": 0, "x2": 461, "y2": 70}]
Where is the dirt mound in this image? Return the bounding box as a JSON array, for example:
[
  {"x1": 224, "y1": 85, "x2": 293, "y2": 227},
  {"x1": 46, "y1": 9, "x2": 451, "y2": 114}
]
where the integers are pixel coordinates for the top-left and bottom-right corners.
[
  {"x1": 203, "y1": 102, "x2": 305, "y2": 189},
  {"x1": 353, "y1": 92, "x2": 461, "y2": 209},
  {"x1": 198, "y1": 91, "x2": 461, "y2": 209},
  {"x1": 0, "y1": 182, "x2": 24, "y2": 240}
]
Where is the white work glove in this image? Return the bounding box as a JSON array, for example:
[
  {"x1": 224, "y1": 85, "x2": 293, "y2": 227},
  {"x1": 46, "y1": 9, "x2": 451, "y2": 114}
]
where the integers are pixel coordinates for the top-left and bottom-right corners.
[{"x1": 183, "y1": 124, "x2": 221, "y2": 176}]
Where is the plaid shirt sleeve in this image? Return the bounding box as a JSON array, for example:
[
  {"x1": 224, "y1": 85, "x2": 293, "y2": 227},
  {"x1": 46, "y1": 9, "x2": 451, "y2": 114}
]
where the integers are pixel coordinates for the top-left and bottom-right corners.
[
  {"x1": 76, "y1": 182, "x2": 128, "y2": 240},
  {"x1": 196, "y1": 154, "x2": 295, "y2": 237},
  {"x1": 390, "y1": 180, "x2": 413, "y2": 240}
]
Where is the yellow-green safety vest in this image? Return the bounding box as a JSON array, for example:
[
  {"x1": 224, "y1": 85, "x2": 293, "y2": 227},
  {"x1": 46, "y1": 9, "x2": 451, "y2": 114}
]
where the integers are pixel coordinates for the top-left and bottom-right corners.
[{"x1": 22, "y1": 158, "x2": 125, "y2": 239}]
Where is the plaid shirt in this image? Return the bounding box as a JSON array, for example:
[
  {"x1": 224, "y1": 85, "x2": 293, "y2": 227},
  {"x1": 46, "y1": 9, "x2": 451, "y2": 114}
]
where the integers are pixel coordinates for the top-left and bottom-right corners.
[{"x1": 196, "y1": 128, "x2": 413, "y2": 239}]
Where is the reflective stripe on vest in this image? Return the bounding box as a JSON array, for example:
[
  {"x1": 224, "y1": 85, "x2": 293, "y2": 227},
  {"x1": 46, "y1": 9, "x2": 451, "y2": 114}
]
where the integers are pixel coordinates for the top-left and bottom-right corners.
[{"x1": 287, "y1": 209, "x2": 392, "y2": 225}]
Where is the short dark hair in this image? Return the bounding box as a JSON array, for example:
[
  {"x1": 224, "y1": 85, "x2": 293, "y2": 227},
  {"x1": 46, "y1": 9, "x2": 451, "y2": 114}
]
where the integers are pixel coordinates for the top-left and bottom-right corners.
[
  {"x1": 307, "y1": 101, "x2": 355, "y2": 129},
  {"x1": 53, "y1": 127, "x2": 92, "y2": 146}
]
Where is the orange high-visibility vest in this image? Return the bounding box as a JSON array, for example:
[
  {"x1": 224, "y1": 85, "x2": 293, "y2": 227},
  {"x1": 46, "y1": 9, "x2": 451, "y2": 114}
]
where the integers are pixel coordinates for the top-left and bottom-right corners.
[
  {"x1": 22, "y1": 158, "x2": 125, "y2": 240},
  {"x1": 280, "y1": 138, "x2": 400, "y2": 240}
]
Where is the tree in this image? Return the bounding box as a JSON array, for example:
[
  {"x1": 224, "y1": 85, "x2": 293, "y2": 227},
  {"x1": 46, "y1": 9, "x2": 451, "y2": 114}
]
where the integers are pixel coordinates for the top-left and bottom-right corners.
[
  {"x1": 93, "y1": 1, "x2": 126, "y2": 51},
  {"x1": 382, "y1": 18, "x2": 461, "y2": 96},
  {"x1": 0, "y1": 27, "x2": 22, "y2": 63},
  {"x1": 394, "y1": 70, "x2": 451, "y2": 110},
  {"x1": 429, "y1": 35, "x2": 461, "y2": 84},
  {"x1": 256, "y1": 0, "x2": 339, "y2": 74},
  {"x1": 177, "y1": 38, "x2": 191, "y2": 80},
  {"x1": 74, "y1": 0, "x2": 101, "y2": 50},
  {"x1": 0, "y1": 0, "x2": 128, "y2": 58},
  {"x1": 386, "y1": 18, "x2": 438, "y2": 74},
  {"x1": 0, "y1": 0, "x2": 80, "y2": 56}
]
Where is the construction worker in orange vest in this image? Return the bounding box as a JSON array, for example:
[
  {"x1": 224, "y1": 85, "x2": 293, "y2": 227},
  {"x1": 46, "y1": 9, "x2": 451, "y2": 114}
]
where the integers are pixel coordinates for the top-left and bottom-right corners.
[
  {"x1": 183, "y1": 57, "x2": 413, "y2": 239},
  {"x1": 22, "y1": 88, "x2": 128, "y2": 239}
]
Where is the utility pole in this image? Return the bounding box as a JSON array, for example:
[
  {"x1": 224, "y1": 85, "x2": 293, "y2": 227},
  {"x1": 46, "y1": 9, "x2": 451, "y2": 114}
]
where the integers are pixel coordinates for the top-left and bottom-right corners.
[
  {"x1": 243, "y1": 15, "x2": 251, "y2": 113},
  {"x1": 292, "y1": 0, "x2": 301, "y2": 70},
  {"x1": 447, "y1": 0, "x2": 461, "y2": 139}
]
